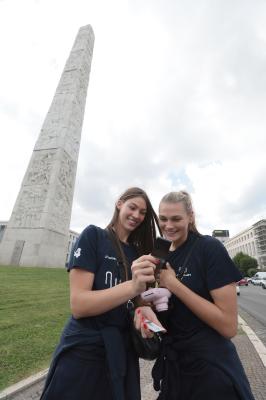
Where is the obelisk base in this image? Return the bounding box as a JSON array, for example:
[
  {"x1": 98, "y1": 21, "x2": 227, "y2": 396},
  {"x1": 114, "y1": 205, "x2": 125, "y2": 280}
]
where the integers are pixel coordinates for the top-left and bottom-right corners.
[{"x1": 0, "y1": 227, "x2": 68, "y2": 267}]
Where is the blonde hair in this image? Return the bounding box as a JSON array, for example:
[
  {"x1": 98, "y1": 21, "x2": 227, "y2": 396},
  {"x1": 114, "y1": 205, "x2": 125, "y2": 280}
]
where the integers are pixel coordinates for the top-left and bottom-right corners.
[{"x1": 159, "y1": 190, "x2": 200, "y2": 234}]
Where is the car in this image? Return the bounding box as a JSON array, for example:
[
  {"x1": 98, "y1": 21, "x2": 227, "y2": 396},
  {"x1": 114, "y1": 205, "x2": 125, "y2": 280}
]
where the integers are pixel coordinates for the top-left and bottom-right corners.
[
  {"x1": 236, "y1": 285, "x2": 240, "y2": 295},
  {"x1": 251, "y1": 272, "x2": 266, "y2": 285},
  {"x1": 251, "y1": 276, "x2": 262, "y2": 285},
  {"x1": 261, "y1": 278, "x2": 266, "y2": 289},
  {"x1": 237, "y1": 278, "x2": 248, "y2": 286}
]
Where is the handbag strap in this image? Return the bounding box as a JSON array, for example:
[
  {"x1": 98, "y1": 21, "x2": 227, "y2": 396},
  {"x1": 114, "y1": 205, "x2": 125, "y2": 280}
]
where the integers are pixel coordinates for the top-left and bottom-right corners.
[
  {"x1": 177, "y1": 236, "x2": 200, "y2": 280},
  {"x1": 105, "y1": 227, "x2": 129, "y2": 282}
]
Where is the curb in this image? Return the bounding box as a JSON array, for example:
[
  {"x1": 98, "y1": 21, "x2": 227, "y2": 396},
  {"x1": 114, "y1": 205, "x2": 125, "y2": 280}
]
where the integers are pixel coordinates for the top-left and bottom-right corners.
[
  {"x1": 0, "y1": 369, "x2": 48, "y2": 400},
  {"x1": 238, "y1": 315, "x2": 266, "y2": 367}
]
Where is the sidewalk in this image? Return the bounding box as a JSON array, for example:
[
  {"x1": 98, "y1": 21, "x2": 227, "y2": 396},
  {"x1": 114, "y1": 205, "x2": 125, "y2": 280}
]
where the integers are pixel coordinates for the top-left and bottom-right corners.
[
  {"x1": 233, "y1": 317, "x2": 266, "y2": 400},
  {"x1": 1, "y1": 315, "x2": 265, "y2": 400},
  {"x1": 140, "y1": 315, "x2": 266, "y2": 400}
]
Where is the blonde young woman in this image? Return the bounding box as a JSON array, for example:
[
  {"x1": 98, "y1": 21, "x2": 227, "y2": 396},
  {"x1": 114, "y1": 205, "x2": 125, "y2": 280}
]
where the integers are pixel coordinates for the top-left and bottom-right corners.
[
  {"x1": 136, "y1": 191, "x2": 255, "y2": 400},
  {"x1": 40, "y1": 187, "x2": 161, "y2": 400}
]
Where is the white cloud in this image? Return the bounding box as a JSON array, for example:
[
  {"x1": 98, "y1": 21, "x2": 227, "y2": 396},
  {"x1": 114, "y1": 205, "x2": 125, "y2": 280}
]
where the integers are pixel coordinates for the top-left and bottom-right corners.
[{"x1": 0, "y1": 0, "x2": 265, "y2": 240}]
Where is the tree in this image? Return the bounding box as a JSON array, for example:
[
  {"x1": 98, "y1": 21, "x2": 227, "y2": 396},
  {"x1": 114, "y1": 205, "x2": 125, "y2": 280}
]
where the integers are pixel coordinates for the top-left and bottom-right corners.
[
  {"x1": 232, "y1": 252, "x2": 258, "y2": 276},
  {"x1": 232, "y1": 252, "x2": 245, "y2": 268},
  {"x1": 247, "y1": 268, "x2": 258, "y2": 277}
]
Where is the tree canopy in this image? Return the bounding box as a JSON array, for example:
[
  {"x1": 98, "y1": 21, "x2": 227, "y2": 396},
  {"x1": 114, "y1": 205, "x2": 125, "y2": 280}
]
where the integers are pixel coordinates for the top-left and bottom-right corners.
[{"x1": 232, "y1": 252, "x2": 258, "y2": 276}]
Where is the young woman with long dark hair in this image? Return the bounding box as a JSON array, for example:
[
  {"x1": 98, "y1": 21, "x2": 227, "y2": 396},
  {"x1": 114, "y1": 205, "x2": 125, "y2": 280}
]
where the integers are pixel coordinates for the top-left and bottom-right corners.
[{"x1": 40, "y1": 187, "x2": 161, "y2": 400}]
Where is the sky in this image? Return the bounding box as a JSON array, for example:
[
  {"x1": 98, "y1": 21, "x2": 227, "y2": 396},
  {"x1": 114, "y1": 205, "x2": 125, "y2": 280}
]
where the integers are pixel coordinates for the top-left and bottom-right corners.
[{"x1": 0, "y1": 0, "x2": 265, "y2": 237}]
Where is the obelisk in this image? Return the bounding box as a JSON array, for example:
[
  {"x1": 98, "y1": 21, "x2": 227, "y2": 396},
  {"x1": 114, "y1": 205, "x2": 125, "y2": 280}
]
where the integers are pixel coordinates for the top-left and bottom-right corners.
[{"x1": 0, "y1": 25, "x2": 94, "y2": 267}]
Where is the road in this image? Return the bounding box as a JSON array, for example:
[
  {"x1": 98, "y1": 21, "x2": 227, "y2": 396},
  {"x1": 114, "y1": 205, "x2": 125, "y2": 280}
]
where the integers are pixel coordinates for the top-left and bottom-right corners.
[
  {"x1": 237, "y1": 283, "x2": 266, "y2": 347},
  {"x1": 238, "y1": 284, "x2": 266, "y2": 325}
]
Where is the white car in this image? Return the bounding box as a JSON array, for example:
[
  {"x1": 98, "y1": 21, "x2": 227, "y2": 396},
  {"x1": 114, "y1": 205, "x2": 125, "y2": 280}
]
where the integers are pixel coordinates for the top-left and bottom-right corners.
[
  {"x1": 251, "y1": 272, "x2": 266, "y2": 285},
  {"x1": 251, "y1": 277, "x2": 262, "y2": 285},
  {"x1": 261, "y1": 278, "x2": 266, "y2": 289}
]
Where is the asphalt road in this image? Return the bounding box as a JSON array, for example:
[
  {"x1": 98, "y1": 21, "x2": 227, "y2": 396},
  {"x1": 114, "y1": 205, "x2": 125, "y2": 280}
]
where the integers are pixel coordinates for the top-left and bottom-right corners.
[
  {"x1": 238, "y1": 283, "x2": 266, "y2": 325},
  {"x1": 238, "y1": 283, "x2": 266, "y2": 347}
]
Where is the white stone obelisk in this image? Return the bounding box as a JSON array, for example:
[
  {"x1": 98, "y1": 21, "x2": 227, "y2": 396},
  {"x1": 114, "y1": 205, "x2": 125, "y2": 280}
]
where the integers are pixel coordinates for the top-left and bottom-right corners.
[{"x1": 0, "y1": 25, "x2": 94, "y2": 267}]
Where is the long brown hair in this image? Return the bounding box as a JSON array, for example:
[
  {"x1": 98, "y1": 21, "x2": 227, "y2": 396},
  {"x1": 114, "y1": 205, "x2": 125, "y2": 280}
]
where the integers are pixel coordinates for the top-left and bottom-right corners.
[{"x1": 107, "y1": 187, "x2": 161, "y2": 255}]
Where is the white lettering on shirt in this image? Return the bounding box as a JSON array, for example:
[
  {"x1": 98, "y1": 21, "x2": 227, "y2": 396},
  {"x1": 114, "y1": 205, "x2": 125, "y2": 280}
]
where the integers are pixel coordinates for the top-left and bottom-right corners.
[
  {"x1": 105, "y1": 271, "x2": 113, "y2": 287},
  {"x1": 105, "y1": 255, "x2": 117, "y2": 261},
  {"x1": 105, "y1": 270, "x2": 121, "y2": 288},
  {"x1": 74, "y1": 248, "x2": 81, "y2": 258}
]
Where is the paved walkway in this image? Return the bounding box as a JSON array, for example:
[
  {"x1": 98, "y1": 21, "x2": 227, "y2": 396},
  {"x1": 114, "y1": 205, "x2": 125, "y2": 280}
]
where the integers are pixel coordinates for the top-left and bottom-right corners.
[
  {"x1": 1, "y1": 314, "x2": 265, "y2": 400},
  {"x1": 140, "y1": 328, "x2": 266, "y2": 400}
]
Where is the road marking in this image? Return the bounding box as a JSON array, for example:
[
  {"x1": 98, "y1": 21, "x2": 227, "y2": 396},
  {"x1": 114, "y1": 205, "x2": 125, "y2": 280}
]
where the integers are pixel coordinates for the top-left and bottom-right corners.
[{"x1": 238, "y1": 315, "x2": 266, "y2": 367}]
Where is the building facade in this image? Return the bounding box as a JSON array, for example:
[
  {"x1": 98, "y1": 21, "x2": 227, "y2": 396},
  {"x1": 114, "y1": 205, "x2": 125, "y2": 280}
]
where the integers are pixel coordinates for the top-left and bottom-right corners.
[
  {"x1": 66, "y1": 229, "x2": 79, "y2": 266},
  {"x1": 223, "y1": 219, "x2": 266, "y2": 269},
  {"x1": 212, "y1": 229, "x2": 230, "y2": 244}
]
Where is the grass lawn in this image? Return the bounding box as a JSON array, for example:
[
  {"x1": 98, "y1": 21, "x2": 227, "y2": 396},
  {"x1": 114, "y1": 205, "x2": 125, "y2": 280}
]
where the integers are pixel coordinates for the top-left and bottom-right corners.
[{"x1": 0, "y1": 265, "x2": 70, "y2": 391}]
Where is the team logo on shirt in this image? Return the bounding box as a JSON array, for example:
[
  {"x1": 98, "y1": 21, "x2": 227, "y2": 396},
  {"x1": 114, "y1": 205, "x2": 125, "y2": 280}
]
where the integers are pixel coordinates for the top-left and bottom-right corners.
[
  {"x1": 74, "y1": 248, "x2": 81, "y2": 258},
  {"x1": 176, "y1": 266, "x2": 192, "y2": 279}
]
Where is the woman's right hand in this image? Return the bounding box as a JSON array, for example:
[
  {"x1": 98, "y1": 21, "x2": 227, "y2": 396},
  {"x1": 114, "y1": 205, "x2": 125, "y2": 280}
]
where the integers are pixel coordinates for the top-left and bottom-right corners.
[
  {"x1": 134, "y1": 306, "x2": 166, "y2": 338},
  {"x1": 131, "y1": 255, "x2": 159, "y2": 295}
]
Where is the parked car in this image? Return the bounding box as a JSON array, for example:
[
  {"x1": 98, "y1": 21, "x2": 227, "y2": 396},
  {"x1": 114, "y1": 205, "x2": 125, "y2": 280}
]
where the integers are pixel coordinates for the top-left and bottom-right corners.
[
  {"x1": 236, "y1": 285, "x2": 240, "y2": 295},
  {"x1": 251, "y1": 276, "x2": 262, "y2": 285},
  {"x1": 237, "y1": 278, "x2": 248, "y2": 286},
  {"x1": 261, "y1": 278, "x2": 266, "y2": 289},
  {"x1": 251, "y1": 272, "x2": 266, "y2": 285}
]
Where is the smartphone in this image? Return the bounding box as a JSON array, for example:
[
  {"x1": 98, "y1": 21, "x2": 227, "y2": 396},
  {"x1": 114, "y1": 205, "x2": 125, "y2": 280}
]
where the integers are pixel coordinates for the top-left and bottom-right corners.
[
  {"x1": 151, "y1": 237, "x2": 171, "y2": 271},
  {"x1": 152, "y1": 237, "x2": 171, "y2": 259}
]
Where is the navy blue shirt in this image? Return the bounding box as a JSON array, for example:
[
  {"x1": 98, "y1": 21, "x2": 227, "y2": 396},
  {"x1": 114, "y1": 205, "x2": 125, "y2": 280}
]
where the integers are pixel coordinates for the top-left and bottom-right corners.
[
  {"x1": 166, "y1": 232, "x2": 242, "y2": 335},
  {"x1": 68, "y1": 225, "x2": 138, "y2": 329}
]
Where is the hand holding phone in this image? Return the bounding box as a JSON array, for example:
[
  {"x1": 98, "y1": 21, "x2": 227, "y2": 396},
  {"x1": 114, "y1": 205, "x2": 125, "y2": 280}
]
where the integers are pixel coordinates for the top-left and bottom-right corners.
[{"x1": 151, "y1": 237, "x2": 171, "y2": 273}]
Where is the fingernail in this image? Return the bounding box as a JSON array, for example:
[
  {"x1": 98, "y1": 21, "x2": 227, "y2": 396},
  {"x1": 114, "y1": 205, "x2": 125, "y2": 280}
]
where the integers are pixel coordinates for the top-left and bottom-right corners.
[
  {"x1": 137, "y1": 309, "x2": 141, "y2": 314},
  {"x1": 143, "y1": 323, "x2": 148, "y2": 329},
  {"x1": 141, "y1": 316, "x2": 145, "y2": 321}
]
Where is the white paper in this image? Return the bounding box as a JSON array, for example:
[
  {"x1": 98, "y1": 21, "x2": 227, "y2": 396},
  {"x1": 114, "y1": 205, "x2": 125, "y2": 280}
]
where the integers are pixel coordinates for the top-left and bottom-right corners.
[{"x1": 144, "y1": 319, "x2": 166, "y2": 333}]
